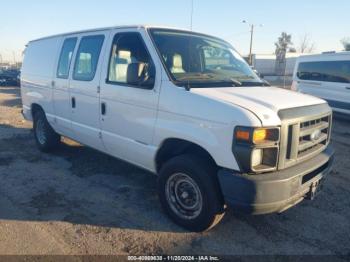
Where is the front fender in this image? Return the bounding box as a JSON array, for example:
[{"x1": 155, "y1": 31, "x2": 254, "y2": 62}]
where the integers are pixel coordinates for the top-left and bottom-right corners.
[{"x1": 154, "y1": 111, "x2": 240, "y2": 171}]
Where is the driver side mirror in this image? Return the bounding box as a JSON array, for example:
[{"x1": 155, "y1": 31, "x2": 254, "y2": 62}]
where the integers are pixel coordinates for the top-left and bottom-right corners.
[{"x1": 127, "y1": 62, "x2": 155, "y2": 89}]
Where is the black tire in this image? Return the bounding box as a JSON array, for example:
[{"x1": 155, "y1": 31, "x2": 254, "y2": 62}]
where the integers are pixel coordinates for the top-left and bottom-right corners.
[
  {"x1": 33, "y1": 110, "x2": 60, "y2": 152},
  {"x1": 158, "y1": 154, "x2": 225, "y2": 232}
]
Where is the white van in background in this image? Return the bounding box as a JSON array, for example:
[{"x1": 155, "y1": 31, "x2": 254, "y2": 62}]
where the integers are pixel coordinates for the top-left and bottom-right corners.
[
  {"x1": 292, "y1": 52, "x2": 350, "y2": 115},
  {"x1": 21, "y1": 25, "x2": 334, "y2": 232}
]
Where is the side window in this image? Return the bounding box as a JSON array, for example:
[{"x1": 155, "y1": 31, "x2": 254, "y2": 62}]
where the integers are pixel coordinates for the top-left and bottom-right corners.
[
  {"x1": 73, "y1": 35, "x2": 104, "y2": 81},
  {"x1": 297, "y1": 62, "x2": 323, "y2": 81},
  {"x1": 107, "y1": 32, "x2": 155, "y2": 89},
  {"x1": 297, "y1": 61, "x2": 350, "y2": 83},
  {"x1": 57, "y1": 38, "x2": 77, "y2": 79}
]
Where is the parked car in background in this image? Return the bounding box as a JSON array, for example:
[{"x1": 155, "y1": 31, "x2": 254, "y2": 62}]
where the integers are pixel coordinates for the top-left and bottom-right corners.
[
  {"x1": 0, "y1": 69, "x2": 7, "y2": 86},
  {"x1": 21, "y1": 25, "x2": 334, "y2": 231},
  {"x1": 0, "y1": 68, "x2": 21, "y2": 86},
  {"x1": 292, "y1": 52, "x2": 350, "y2": 115}
]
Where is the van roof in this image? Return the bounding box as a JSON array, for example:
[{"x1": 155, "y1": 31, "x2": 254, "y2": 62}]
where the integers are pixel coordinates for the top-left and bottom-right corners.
[
  {"x1": 28, "y1": 25, "x2": 204, "y2": 43},
  {"x1": 299, "y1": 51, "x2": 350, "y2": 60}
]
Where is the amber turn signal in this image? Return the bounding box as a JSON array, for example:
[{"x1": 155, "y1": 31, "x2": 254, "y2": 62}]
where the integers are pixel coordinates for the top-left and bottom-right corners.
[{"x1": 236, "y1": 130, "x2": 250, "y2": 141}]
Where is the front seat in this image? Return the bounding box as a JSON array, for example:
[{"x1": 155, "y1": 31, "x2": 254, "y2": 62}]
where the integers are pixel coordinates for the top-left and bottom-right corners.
[{"x1": 170, "y1": 54, "x2": 186, "y2": 74}]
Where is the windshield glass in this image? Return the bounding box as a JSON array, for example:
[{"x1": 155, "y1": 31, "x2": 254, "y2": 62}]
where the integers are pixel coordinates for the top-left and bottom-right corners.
[{"x1": 149, "y1": 29, "x2": 263, "y2": 88}]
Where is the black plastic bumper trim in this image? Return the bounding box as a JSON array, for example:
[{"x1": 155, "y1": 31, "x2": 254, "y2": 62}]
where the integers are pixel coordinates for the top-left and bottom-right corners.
[{"x1": 217, "y1": 146, "x2": 334, "y2": 215}]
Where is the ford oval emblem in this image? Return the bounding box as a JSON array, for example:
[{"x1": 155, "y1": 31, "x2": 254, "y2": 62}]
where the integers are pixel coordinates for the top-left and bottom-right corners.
[{"x1": 310, "y1": 130, "x2": 322, "y2": 141}]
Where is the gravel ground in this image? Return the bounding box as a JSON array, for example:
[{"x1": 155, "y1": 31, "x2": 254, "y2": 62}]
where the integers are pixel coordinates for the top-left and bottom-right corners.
[{"x1": 0, "y1": 85, "x2": 349, "y2": 256}]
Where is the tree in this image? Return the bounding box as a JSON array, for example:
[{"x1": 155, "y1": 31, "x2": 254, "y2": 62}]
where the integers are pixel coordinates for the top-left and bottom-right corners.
[
  {"x1": 298, "y1": 33, "x2": 316, "y2": 53},
  {"x1": 341, "y1": 38, "x2": 350, "y2": 51},
  {"x1": 275, "y1": 32, "x2": 293, "y2": 55},
  {"x1": 275, "y1": 32, "x2": 293, "y2": 75}
]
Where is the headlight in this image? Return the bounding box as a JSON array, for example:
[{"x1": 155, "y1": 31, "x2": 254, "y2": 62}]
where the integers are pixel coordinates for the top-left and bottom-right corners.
[
  {"x1": 235, "y1": 127, "x2": 279, "y2": 145},
  {"x1": 251, "y1": 149, "x2": 263, "y2": 167},
  {"x1": 233, "y1": 127, "x2": 280, "y2": 173}
]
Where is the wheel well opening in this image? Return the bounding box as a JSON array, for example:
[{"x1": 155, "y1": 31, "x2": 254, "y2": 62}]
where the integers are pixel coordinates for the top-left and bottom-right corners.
[
  {"x1": 155, "y1": 138, "x2": 217, "y2": 173},
  {"x1": 31, "y1": 103, "x2": 44, "y2": 118}
]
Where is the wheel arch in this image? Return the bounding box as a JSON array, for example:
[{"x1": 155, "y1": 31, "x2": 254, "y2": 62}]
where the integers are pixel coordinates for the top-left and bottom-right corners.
[
  {"x1": 31, "y1": 103, "x2": 45, "y2": 118},
  {"x1": 155, "y1": 138, "x2": 218, "y2": 173}
]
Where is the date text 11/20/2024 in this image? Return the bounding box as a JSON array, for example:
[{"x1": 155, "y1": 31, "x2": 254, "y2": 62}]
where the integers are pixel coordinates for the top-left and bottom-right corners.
[{"x1": 128, "y1": 255, "x2": 220, "y2": 261}]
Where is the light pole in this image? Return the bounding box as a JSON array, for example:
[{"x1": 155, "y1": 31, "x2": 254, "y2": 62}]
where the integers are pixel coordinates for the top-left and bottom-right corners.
[{"x1": 242, "y1": 20, "x2": 263, "y2": 66}]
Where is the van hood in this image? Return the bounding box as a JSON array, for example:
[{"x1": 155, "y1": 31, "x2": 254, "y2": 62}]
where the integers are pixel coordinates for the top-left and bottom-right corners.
[{"x1": 191, "y1": 86, "x2": 327, "y2": 126}]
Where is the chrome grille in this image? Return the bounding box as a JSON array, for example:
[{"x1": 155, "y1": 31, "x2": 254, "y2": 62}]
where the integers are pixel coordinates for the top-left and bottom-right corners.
[
  {"x1": 278, "y1": 104, "x2": 332, "y2": 170},
  {"x1": 298, "y1": 116, "x2": 330, "y2": 157}
]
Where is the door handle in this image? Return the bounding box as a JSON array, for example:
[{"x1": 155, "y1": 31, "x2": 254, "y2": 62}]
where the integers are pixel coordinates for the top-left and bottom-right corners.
[
  {"x1": 346, "y1": 87, "x2": 350, "y2": 90},
  {"x1": 71, "y1": 97, "x2": 76, "y2": 108},
  {"x1": 101, "y1": 102, "x2": 106, "y2": 115}
]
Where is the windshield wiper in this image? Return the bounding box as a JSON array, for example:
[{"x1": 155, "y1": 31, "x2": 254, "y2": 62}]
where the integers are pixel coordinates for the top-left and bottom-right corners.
[
  {"x1": 178, "y1": 78, "x2": 242, "y2": 91},
  {"x1": 240, "y1": 80, "x2": 271, "y2": 87},
  {"x1": 228, "y1": 78, "x2": 242, "y2": 86},
  {"x1": 195, "y1": 78, "x2": 243, "y2": 87}
]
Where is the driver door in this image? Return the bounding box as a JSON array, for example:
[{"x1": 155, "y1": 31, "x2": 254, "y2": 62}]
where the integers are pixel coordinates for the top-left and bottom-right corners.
[{"x1": 99, "y1": 28, "x2": 161, "y2": 170}]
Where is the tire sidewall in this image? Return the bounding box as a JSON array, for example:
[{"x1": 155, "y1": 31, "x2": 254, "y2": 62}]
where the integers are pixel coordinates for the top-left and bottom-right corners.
[
  {"x1": 33, "y1": 111, "x2": 59, "y2": 151},
  {"x1": 158, "y1": 155, "x2": 223, "y2": 231},
  {"x1": 34, "y1": 114, "x2": 46, "y2": 146}
]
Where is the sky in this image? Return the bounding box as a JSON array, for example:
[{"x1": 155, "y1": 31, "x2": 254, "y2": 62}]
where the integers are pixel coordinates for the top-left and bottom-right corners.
[{"x1": 0, "y1": 0, "x2": 349, "y2": 62}]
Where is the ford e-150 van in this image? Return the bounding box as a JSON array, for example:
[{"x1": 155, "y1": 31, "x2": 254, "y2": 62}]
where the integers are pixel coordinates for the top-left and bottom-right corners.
[
  {"x1": 292, "y1": 51, "x2": 350, "y2": 115},
  {"x1": 21, "y1": 25, "x2": 334, "y2": 231}
]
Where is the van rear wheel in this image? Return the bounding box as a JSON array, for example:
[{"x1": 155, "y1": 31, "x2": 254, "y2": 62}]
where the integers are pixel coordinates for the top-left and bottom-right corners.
[
  {"x1": 158, "y1": 154, "x2": 225, "y2": 232},
  {"x1": 33, "y1": 110, "x2": 60, "y2": 152}
]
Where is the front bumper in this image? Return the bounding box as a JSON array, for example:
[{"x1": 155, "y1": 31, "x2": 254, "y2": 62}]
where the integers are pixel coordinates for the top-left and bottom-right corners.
[{"x1": 218, "y1": 146, "x2": 334, "y2": 215}]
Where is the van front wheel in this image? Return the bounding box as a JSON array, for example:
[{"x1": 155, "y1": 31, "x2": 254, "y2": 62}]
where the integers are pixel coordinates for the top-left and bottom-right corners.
[
  {"x1": 33, "y1": 110, "x2": 60, "y2": 152},
  {"x1": 158, "y1": 154, "x2": 225, "y2": 232}
]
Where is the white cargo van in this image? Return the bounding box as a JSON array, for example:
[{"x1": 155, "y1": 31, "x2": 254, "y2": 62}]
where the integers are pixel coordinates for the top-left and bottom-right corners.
[
  {"x1": 21, "y1": 26, "x2": 334, "y2": 231},
  {"x1": 292, "y1": 52, "x2": 350, "y2": 115}
]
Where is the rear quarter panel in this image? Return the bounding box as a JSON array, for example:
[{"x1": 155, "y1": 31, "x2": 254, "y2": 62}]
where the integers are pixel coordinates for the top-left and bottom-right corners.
[{"x1": 21, "y1": 37, "x2": 61, "y2": 123}]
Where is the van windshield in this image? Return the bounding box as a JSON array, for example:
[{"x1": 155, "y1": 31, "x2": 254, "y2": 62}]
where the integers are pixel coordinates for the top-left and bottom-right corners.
[{"x1": 149, "y1": 29, "x2": 264, "y2": 88}]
